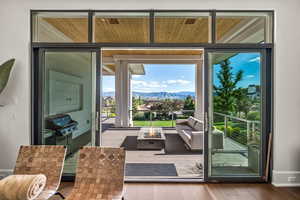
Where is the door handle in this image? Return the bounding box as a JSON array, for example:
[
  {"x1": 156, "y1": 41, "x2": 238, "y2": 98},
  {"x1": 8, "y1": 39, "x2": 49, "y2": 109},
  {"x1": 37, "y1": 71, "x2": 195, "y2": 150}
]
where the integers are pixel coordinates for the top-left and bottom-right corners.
[
  {"x1": 95, "y1": 111, "x2": 99, "y2": 131},
  {"x1": 205, "y1": 112, "x2": 208, "y2": 132}
]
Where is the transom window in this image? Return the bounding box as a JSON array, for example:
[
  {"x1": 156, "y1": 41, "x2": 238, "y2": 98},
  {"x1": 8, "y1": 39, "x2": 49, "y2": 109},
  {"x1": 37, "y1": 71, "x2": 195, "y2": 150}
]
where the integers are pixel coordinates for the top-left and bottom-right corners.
[{"x1": 31, "y1": 10, "x2": 273, "y2": 44}]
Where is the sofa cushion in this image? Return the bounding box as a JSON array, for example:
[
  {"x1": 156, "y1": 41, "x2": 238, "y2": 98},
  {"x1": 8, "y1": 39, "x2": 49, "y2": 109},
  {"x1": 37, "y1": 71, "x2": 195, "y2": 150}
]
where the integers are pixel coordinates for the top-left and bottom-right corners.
[
  {"x1": 187, "y1": 117, "x2": 196, "y2": 127},
  {"x1": 177, "y1": 124, "x2": 193, "y2": 132},
  {"x1": 193, "y1": 121, "x2": 204, "y2": 131},
  {"x1": 176, "y1": 119, "x2": 187, "y2": 125},
  {"x1": 182, "y1": 129, "x2": 192, "y2": 139}
]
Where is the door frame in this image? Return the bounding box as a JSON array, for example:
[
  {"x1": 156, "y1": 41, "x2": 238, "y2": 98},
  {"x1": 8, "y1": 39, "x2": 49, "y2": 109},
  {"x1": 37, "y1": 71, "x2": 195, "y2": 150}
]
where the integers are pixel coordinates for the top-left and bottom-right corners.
[
  {"x1": 31, "y1": 45, "x2": 273, "y2": 182},
  {"x1": 203, "y1": 48, "x2": 272, "y2": 182},
  {"x1": 32, "y1": 47, "x2": 102, "y2": 180}
]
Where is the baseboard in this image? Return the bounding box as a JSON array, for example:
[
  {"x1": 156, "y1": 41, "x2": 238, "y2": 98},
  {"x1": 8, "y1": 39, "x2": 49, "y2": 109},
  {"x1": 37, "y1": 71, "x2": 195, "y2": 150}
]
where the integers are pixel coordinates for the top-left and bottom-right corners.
[
  {"x1": 272, "y1": 170, "x2": 300, "y2": 187},
  {"x1": 0, "y1": 169, "x2": 13, "y2": 179}
]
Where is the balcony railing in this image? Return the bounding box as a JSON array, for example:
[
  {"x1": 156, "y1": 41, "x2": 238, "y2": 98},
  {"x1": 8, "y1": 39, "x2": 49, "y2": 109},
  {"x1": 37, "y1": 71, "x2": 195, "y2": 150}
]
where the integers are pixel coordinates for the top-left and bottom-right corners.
[
  {"x1": 101, "y1": 106, "x2": 116, "y2": 122},
  {"x1": 130, "y1": 109, "x2": 195, "y2": 127},
  {"x1": 214, "y1": 112, "x2": 261, "y2": 146},
  {"x1": 102, "y1": 108, "x2": 260, "y2": 146}
]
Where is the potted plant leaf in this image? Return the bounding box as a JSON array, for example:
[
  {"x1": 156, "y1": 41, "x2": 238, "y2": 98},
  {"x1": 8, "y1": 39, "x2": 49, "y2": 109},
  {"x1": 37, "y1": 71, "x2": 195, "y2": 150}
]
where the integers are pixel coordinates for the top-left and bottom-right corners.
[{"x1": 0, "y1": 59, "x2": 15, "y2": 95}]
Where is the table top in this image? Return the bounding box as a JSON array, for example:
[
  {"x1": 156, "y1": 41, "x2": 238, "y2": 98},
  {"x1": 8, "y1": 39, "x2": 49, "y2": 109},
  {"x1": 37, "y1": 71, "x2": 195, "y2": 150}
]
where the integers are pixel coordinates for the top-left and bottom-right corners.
[{"x1": 138, "y1": 127, "x2": 166, "y2": 141}]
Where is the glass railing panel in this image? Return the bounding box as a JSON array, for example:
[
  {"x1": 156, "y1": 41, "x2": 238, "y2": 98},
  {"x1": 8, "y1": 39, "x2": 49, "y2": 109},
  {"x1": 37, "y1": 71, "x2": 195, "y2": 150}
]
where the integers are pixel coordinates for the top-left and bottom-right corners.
[{"x1": 132, "y1": 110, "x2": 195, "y2": 127}]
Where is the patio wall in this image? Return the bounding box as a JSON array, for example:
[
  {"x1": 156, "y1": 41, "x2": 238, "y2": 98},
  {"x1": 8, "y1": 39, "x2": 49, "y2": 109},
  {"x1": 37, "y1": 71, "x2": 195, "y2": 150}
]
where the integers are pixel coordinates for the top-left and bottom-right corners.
[{"x1": 0, "y1": 0, "x2": 300, "y2": 186}]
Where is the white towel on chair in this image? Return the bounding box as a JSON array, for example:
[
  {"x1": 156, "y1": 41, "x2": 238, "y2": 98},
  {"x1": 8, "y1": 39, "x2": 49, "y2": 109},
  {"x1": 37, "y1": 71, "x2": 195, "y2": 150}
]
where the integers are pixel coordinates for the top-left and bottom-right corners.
[{"x1": 0, "y1": 174, "x2": 47, "y2": 200}]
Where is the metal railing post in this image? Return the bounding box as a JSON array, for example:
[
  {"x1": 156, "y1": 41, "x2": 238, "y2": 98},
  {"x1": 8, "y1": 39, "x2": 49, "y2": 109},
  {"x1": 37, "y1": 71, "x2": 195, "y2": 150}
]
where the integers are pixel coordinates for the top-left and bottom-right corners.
[
  {"x1": 150, "y1": 111, "x2": 153, "y2": 127},
  {"x1": 247, "y1": 121, "x2": 250, "y2": 142},
  {"x1": 214, "y1": 112, "x2": 259, "y2": 145},
  {"x1": 251, "y1": 122, "x2": 256, "y2": 141},
  {"x1": 224, "y1": 115, "x2": 228, "y2": 137},
  {"x1": 171, "y1": 111, "x2": 174, "y2": 127}
]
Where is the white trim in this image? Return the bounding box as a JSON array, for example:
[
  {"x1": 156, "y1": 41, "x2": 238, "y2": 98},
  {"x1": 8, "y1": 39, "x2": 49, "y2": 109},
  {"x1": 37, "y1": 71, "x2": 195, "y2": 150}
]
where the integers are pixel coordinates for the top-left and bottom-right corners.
[
  {"x1": 102, "y1": 64, "x2": 115, "y2": 74},
  {"x1": 272, "y1": 183, "x2": 300, "y2": 187},
  {"x1": 195, "y1": 61, "x2": 204, "y2": 119},
  {"x1": 272, "y1": 170, "x2": 300, "y2": 187},
  {"x1": 273, "y1": 170, "x2": 300, "y2": 174},
  {"x1": 115, "y1": 61, "x2": 131, "y2": 127}
]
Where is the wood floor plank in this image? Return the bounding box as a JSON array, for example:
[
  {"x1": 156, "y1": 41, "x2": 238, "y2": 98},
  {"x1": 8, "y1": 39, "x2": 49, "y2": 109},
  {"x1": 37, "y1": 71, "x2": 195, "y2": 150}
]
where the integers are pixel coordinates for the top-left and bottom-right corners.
[{"x1": 49, "y1": 182, "x2": 300, "y2": 200}]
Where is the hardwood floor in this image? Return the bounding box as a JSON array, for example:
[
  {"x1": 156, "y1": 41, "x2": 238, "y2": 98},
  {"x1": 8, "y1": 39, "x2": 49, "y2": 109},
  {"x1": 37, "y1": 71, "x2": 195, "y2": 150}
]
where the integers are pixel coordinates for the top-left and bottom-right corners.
[{"x1": 49, "y1": 182, "x2": 300, "y2": 200}]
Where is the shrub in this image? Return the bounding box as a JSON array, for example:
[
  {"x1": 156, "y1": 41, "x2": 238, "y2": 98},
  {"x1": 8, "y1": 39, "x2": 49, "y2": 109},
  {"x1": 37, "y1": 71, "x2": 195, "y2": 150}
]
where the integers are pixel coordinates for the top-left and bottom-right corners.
[
  {"x1": 215, "y1": 125, "x2": 233, "y2": 137},
  {"x1": 109, "y1": 113, "x2": 116, "y2": 118},
  {"x1": 133, "y1": 112, "x2": 146, "y2": 120},
  {"x1": 247, "y1": 111, "x2": 260, "y2": 121}
]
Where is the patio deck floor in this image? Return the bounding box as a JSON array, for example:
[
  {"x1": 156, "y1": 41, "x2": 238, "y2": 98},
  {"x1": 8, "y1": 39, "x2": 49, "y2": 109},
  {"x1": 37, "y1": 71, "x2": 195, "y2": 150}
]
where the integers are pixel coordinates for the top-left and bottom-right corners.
[
  {"x1": 102, "y1": 128, "x2": 203, "y2": 179},
  {"x1": 64, "y1": 118, "x2": 250, "y2": 178}
]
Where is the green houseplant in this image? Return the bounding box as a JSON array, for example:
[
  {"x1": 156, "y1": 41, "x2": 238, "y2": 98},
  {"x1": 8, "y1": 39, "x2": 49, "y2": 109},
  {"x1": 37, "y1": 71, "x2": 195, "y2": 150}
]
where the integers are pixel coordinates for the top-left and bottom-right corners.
[{"x1": 0, "y1": 59, "x2": 15, "y2": 95}]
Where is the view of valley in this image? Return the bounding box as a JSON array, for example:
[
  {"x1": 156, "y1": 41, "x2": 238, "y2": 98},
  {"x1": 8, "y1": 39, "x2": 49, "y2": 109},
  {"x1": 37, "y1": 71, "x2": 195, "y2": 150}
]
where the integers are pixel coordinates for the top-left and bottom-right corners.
[{"x1": 102, "y1": 53, "x2": 262, "y2": 148}]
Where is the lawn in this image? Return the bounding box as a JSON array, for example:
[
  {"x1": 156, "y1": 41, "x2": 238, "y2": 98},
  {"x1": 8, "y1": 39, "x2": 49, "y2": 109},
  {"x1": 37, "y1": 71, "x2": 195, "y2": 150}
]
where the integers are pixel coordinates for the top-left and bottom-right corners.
[{"x1": 133, "y1": 120, "x2": 174, "y2": 127}]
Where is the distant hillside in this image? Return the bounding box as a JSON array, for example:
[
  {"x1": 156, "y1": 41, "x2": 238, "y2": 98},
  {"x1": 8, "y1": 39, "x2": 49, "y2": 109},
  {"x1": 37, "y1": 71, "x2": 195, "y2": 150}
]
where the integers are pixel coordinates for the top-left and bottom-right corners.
[
  {"x1": 103, "y1": 91, "x2": 115, "y2": 97},
  {"x1": 103, "y1": 91, "x2": 195, "y2": 99}
]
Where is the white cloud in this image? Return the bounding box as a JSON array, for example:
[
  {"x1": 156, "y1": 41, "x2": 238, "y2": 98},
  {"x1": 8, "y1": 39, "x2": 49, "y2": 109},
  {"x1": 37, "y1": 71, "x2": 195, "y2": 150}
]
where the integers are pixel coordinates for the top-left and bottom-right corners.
[
  {"x1": 162, "y1": 79, "x2": 191, "y2": 85},
  {"x1": 249, "y1": 57, "x2": 260, "y2": 63},
  {"x1": 131, "y1": 80, "x2": 147, "y2": 87},
  {"x1": 132, "y1": 80, "x2": 167, "y2": 89},
  {"x1": 131, "y1": 79, "x2": 192, "y2": 92}
]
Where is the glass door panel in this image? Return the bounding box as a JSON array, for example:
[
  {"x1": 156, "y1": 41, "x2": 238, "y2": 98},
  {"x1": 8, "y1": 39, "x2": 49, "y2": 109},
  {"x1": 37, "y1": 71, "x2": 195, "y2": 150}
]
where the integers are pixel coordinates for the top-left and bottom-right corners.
[
  {"x1": 41, "y1": 50, "x2": 97, "y2": 175},
  {"x1": 205, "y1": 50, "x2": 265, "y2": 179}
]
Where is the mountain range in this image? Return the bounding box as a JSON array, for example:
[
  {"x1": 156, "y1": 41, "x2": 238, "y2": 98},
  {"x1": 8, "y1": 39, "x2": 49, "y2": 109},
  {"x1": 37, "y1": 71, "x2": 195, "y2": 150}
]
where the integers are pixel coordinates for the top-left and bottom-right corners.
[{"x1": 103, "y1": 91, "x2": 195, "y2": 99}]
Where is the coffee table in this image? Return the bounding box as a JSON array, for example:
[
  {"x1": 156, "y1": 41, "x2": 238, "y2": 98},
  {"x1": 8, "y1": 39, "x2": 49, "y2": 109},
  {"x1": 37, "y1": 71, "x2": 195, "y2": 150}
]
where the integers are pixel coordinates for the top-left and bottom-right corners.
[{"x1": 137, "y1": 127, "x2": 166, "y2": 150}]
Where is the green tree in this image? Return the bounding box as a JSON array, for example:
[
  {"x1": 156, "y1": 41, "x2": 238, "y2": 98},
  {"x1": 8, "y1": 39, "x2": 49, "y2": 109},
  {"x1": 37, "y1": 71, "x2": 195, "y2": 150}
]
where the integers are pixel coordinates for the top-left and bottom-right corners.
[
  {"x1": 235, "y1": 88, "x2": 252, "y2": 118},
  {"x1": 132, "y1": 97, "x2": 143, "y2": 113},
  {"x1": 183, "y1": 95, "x2": 195, "y2": 110},
  {"x1": 183, "y1": 95, "x2": 195, "y2": 117},
  {"x1": 213, "y1": 59, "x2": 243, "y2": 115}
]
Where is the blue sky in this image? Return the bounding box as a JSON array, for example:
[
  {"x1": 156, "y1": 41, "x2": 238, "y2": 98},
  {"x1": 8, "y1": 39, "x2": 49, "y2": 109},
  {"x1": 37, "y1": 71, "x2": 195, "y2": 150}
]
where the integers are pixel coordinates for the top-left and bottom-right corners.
[
  {"x1": 213, "y1": 52, "x2": 261, "y2": 88},
  {"x1": 102, "y1": 52, "x2": 261, "y2": 93},
  {"x1": 131, "y1": 64, "x2": 195, "y2": 93},
  {"x1": 102, "y1": 64, "x2": 196, "y2": 93}
]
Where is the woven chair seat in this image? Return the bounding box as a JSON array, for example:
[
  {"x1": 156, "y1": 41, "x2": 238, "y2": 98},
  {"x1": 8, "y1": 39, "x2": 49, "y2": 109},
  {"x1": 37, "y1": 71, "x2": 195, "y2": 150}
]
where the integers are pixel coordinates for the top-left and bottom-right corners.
[
  {"x1": 14, "y1": 145, "x2": 66, "y2": 200},
  {"x1": 66, "y1": 147, "x2": 126, "y2": 200}
]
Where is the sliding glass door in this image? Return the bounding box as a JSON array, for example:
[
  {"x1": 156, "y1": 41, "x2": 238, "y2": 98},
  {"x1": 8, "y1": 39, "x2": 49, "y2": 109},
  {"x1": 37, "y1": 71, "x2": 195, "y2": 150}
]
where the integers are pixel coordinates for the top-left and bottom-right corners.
[
  {"x1": 38, "y1": 49, "x2": 100, "y2": 175},
  {"x1": 204, "y1": 49, "x2": 268, "y2": 181}
]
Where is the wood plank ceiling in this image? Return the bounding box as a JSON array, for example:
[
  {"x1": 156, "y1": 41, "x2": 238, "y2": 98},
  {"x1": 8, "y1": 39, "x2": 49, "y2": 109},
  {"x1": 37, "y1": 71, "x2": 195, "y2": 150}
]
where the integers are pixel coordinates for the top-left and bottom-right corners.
[
  {"x1": 94, "y1": 18, "x2": 149, "y2": 43},
  {"x1": 43, "y1": 16, "x2": 244, "y2": 43},
  {"x1": 101, "y1": 49, "x2": 203, "y2": 75}
]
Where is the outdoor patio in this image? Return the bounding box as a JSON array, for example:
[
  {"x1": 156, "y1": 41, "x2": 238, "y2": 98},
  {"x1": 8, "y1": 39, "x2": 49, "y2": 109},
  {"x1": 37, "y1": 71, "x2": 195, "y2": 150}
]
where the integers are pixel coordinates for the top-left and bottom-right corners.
[
  {"x1": 63, "y1": 118, "x2": 251, "y2": 178},
  {"x1": 102, "y1": 127, "x2": 204, "y2": 179}
]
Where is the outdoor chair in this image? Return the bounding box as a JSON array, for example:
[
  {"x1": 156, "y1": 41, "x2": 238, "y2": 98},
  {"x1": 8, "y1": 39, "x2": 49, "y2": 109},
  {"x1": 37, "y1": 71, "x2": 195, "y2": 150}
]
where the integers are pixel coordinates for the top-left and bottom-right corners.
[
  {"x1": 13, "y1": 145, "x2": 67, "y2": 200},
  {"x1": 66, "y1": 146, "x2": 126, "y2": 200}
]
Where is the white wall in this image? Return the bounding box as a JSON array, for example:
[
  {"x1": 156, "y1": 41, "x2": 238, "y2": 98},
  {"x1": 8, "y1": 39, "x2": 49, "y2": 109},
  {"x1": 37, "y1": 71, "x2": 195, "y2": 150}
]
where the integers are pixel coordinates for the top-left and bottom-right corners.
[{"x1": 0, "y1": 0, "x2": 300, "y2": 186}]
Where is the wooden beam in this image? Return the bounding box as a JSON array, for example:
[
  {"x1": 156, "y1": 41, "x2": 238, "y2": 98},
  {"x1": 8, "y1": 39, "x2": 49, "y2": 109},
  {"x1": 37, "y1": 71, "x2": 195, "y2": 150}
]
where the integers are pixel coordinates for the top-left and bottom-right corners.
[
  {"x1": 113, "y1": 54, "x2": 202, "y2": 61},
  {"x1": 102, "y1": 64, "x2": 115, "y2": 75}
]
